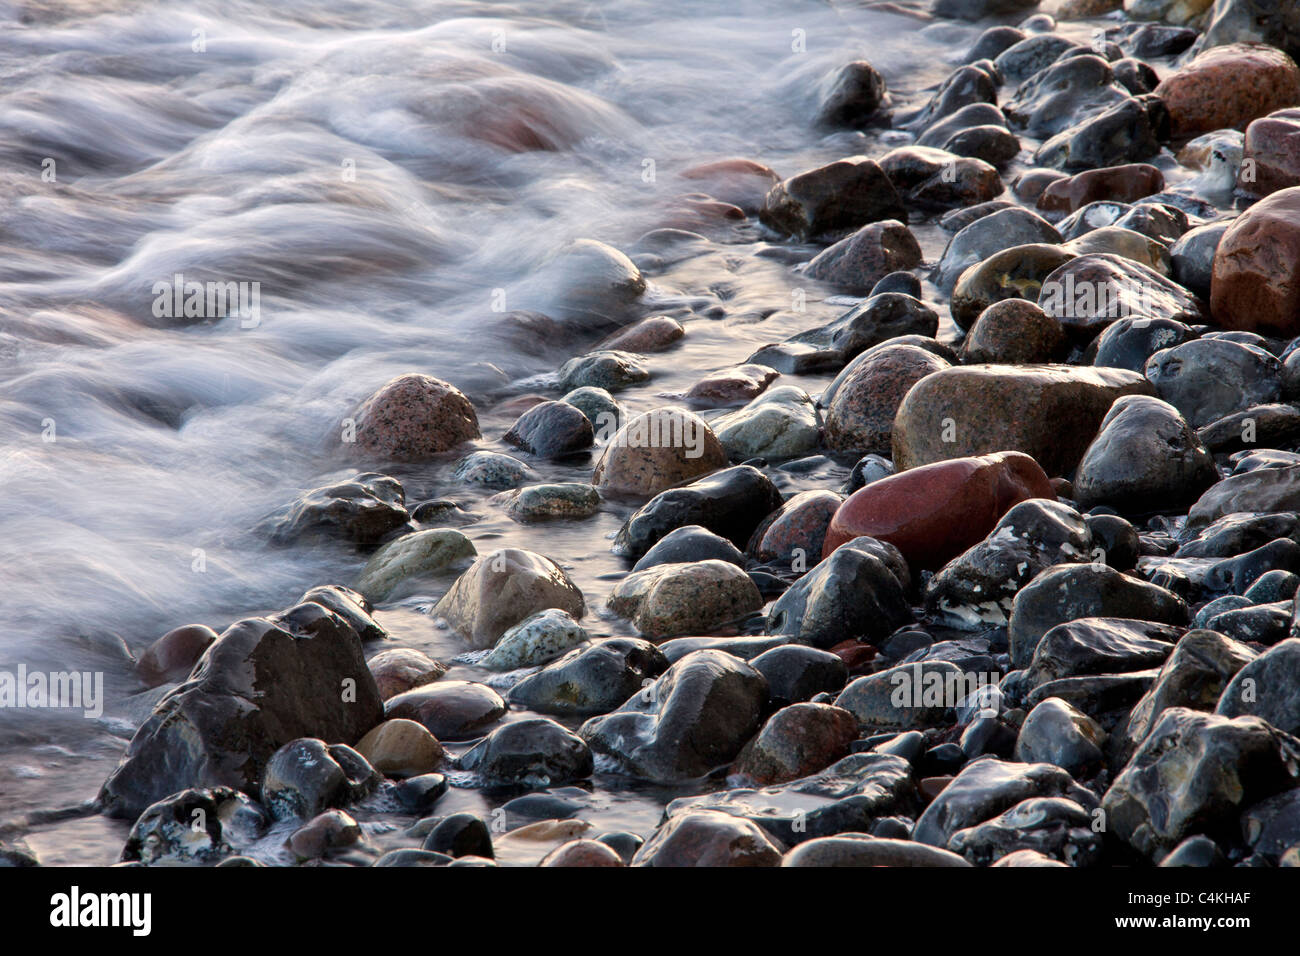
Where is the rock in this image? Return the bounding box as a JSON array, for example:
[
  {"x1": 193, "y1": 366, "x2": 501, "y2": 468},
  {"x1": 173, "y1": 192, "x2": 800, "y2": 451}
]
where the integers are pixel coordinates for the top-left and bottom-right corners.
[
  {"x1": 1187, "y1": 462, "x2": 1300, "y2": 528},
  {"x1": 1240, "y1": 788, "x2": 1300, "y2": 861},
  {"x1": 913, "y1": 756, "x2": 1098, "y2": 848},
  {"x1": 923, "y1": 499, "x2": 1093, "y2": 629},
  {"x1": 824, "y1": 451, "x2": 1056, "y2": 571},
  {"x1": 1103, "y1": 707, "x2": 1300, "y2": 857},
  {"x1": 747, "y1": 491, "x2": 842, "y2": 567},
  {"x1": 503, "y1": 401, "x2": 594, "y2": 457},
  {"x1": 98, "y1": 607, "x2": 384, "y2": 820},
  {"x1": 1201, "y1": 0, "x2": 1300, "y2": 58},
  {"x1": 432, "y1": 548, "x2": 584, "y2": 649},
  {"x1": 949, "y1": 795, "x2": 1102, "y2": 865},
  {"x1": 261, "y1": 738, "x2": 378, "y2": 820},
  {"x1": 878, "y1": 146, "x2": 1003, "y2": 209},
  {"x1": 949, "y1": 243, "x2": 1076, "y2": 329},
  {"x1": 935, "y1": 201, "x2": 1066, "y2": 295},
  {"x1": 1025, "y1": 617, "x2": 1181, "y2": 690},
  {"x1": 562, "y1": 388, "x2": 622, "y2": 439},
  {"x1": 352, "y1": 374, "x2": 479, "y2": 462},
  {"x1": 496, "y1": 482, "x2": 601, "y2": 521},
  {"x1": 995, "y1": 34, "x2": 1085, "y2": 84},
  {"x1": 803, "y1": 220, "x2": 922, "y2": 294},
  {"x1": 580, "y1": 650, "x2": 768, "y2": 783},
  {"x1": 1125, "y1": 0, "x2": 1212, "y2": 23},
  {"x1": 759, "y1": 156, "x2": 906, "y2": 241},
  {"x1": 790, "y1": 293, "x2": 940, "y2": 362},
  {"x1": 1091, "y1": 317, "x2": 1194, "y2": 371},
  {"x1": 354, "y1": 719, "x2": 443, "y2": 778},
  {"x1": 1087, "y1": 513, "x2": 1141, "y2": 571},
  {"x1": 1073, "y1": 395, "x2": 1217, "y2": 515},
  {"x1": 917, "y1": 104, "x2": 1010, "y2": 151},
  {"x1": 508, "y1": 637, "x2": 667, "y2": 716},
  {"x1": 891, "y1": 364, "x2": 1153, "y2": 476},
  {"x1": 905, "y1": 65, "x2": 998, "y2": 134},
  {"x1": 1037, "y1": 164, "x2": 1164, "y2": 215},
  {"x1": 1211, "y1": 186, "x2": 1300, "y2": 337},
  {"x1": 835, "y1": 660, "x2": 966, "y2": 731},
  {"x1": 539, "y1": 840, "x2": 626, "y2": 867},
  {"x1": 961, "y1": 299, "x2": 1067, "y2": 364},
  {"x1": 1013, "y1": 168, "x2": 1070, "y2": 204},
  {"x1": 633, "y1": 524, "x2": 745, "y2": 572},
  {"x1": 480, "y1": 608, "x2": 590, "y2": 670},
  {"x1": 1155, "y1": 43, "x2": 1300, "y2": 137},
  {"x1": 1146, "y1": 338, "x2": 1282, "y2": 427},
  {"x1": 1111, "y1": 22, "x2": 1198, "y2": 57},
  {"x1": 818, "y1": 60, "x2": 889, "y2": 128},
  {"x1": 1217, "y1": 639, "x2": 1300, "y2": 735},
  {"x1": 684, "y1": 364, "x2": 780, "y2": 406},
  {"x1": 964, "y1": 25, "x2": 1026, "y2": 62},
  {"x1": 731, "y1": 703, "x2": 859, "y2": 786},
  {"x1": 287, "y1": 809, "x2": 362, "y2": 860},
  {"x1": 751, "y1": 646, "x2": 849, "y2": 707},
  {"x1": 557, "y1": 350, "x2": 649, "y2": 392},
  {"x1": 599, "y1": 315, "x2": 685, "y2": 353},
  {"x1": 680, "y1": 159, "x2": 780, "y2": 213},
  {"x1": 1035, "y1": 95, "x2": 1169, "y2": 171},
  {"x1": 824, "y1": 344, "x2": 949, "y2": 454},
  {"x1": 939, "y1": 124, "x2": 1022, "y2": 168},
  {"x1": 1008, "y1": 564, "x2": 1189, "y2": 668},
  {"x1": 607, "y1": 560, "x2": 763, "y2": 638},
  {"x1": 1004, "y1": 56, "x2": 1133, "y2": 140},
  {"x1": 422, "y1": 813, "x2": 493, "y2": 859},
  {"x1": 1240, "y1": 108, "x2": 1300, "y2": 196},
  {"x1": 631, "y1": 810, "x2": 784, "y2": 866},
  {"x1": 767, "y1": 541, "x2": 912, "y2": 648},
  {"x1": 591, "y1": 407, "x2": 727, "y2": 498},
  {"x1": 1158, "y1": 834, "x2": 1227, "y2": 866},
  {"x1": 1063, "y1": 226, "x2": 1171, "y2": 274},
  {"x1": 934, "y1": 0, "x2": 1041, "y2": 20},
  {"x1": 121, "y1": 787, "x2": 267, "y2": 864},
  {"x1": 1112, "y1": 57, "x2": 1161, "y2": 95},
  {"x1": 451, "y1": 451, "x2": 535, "y2": 490},
  {"x1": 135, "y1": 624, "x2": 217, "y2": 688},
  {"x1": 991, "y1": 848, "x2": 1070, "y2": 866},
  {"x1": 459, "y1": 718, "x2": 593, "y2": 787},
  {"x1": 1013, "y1": 698, "x2": 1107, "y2": 776},
  {"x1": 367, "y1": 647, "x2": 445, "y2": 700},
  {"x1": 385, "y1": 680, "x2": 506, "y2": 741},
  {"x1": 264, "y1": 473, "x2": 410, "y2": 547},
  {"x1": 612, "y1": 464, "x2": 783, "y2": 559},
  {"x1": 1198, "y1": 403, "x2": 1300, "y2": 452},
  {"x1": 1178, "y1": 512, "x2": 1300, "y2": 557},
  {"x1": 712, "y1": 386, "x2": 821, "y2": 460},
  {"x1": 1038, "y1": 254, "x2": 1206, "y2": 340},
  {"x1": 783, "y1": 834, "x2": 971, "y2": 866},
  {"x1": 354, "y1": 529, "x2": 476, "y2": 602}
]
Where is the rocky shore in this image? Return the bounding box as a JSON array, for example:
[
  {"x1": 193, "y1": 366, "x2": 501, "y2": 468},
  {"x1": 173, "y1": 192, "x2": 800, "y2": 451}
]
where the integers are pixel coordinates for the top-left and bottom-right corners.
[{"x1": 9, "y1": 0, "x2": 1300, "y2": 869}]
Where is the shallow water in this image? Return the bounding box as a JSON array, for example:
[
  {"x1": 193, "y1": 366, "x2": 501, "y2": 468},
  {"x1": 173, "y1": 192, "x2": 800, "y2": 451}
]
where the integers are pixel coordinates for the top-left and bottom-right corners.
[{"x1": 0, "y1": 0, "x2": 1188, "y2": 863}]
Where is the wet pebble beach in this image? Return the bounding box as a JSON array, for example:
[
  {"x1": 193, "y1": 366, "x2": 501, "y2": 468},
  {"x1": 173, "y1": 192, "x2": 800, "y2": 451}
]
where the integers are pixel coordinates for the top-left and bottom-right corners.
[{"x1": 5, "y1": 0, "x2": 1300, "y2": 869}]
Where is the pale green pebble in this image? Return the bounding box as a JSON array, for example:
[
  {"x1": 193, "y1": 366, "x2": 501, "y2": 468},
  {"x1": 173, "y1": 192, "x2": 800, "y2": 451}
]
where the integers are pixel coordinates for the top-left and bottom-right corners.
[
  {"x1": 355, "y1": 528, "x2": 477, "y2": 602},
  {"x1": 452, "y1": 451, "x2": 535, "y2": 490},
  {"x1": 498, "y1": 483, "x2": 601, "y2": 521},
  {"x1": 557, "y1": 350, "x2": 650, "y2": 392},
  {"x1": 480, "y1": 608, "x2": 590, "y2": 670},
  {"x1": 561, "y1": 386, "x2": 622, "y2": 439},
  {"x1": 711, "y1": 385, "x2": 821, "y2": 460}
]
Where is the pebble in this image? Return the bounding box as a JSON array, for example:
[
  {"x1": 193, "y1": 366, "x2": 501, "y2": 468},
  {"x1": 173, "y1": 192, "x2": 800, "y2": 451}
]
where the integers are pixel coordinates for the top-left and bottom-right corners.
[{"x1": 352, "y1": 373, "x2": 480, "y2": 462}]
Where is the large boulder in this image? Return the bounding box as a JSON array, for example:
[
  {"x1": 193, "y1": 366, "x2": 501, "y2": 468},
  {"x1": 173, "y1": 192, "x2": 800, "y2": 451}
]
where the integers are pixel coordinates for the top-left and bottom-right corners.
[
  {"x1": 98, "y1": 605, "x2": 385, "y2": 820},
  {"x1": 891, "y1": 364, "x2": 1153, "y2": 476}
]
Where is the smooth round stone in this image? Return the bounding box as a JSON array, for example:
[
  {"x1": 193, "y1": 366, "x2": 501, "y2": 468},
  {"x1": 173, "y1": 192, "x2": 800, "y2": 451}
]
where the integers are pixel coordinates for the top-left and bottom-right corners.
[
  {"x1": 758, "y1": 155, "x2": 905, "y2": 241},
  {"x1": 539, "y1": 839, "x2": 626, "y2": 867},
  {"x1": 1155, "y1": 43, "x2": 1300, "y2": 137},
  {"x1": 803, "y1": 220, "x2": 922, "y2": 294},
  {"x1": 1013, "y1": 698, "x2": 1106, "y2": 776},
  {"x1": 1240, "y1": 108, "x2": 1300, "y2": 197},
  {"x1": 135, "y1": 624, "x2": 217, "y2": 688},
  {"x1": 367, "y1": 647, "x2": 447, "y2": 700},
  {"x1": 496, "y1": 482, "x2": 601, "y2": 521},
  {"x1": 599, "y1": 315, "x2": 685, "y2": 353},
  {"x1": 633, "y1": 524, "x2": 746, "y2": 572},
  {"x1": 459, "y1": 717, "x2": 593, "y2": 787},
  {"x1": 878, "y1": 146, "x2": 1004, "y2": 209},
  {"x1": 684, "y1": 364, "x2": 781, "y2": 406},
  {"x1": 935, "y1": 207, "x2": 1062, "y2": 293},
  {"x1": 747, "y1": 490, "x2": 843, "y2": 567},
  {"x1": 1084, "y1": 513, "x2": 1140, "y2": 571},
  {"x1": 451, "y1": 451, "x2": 535, "y2": 489},
  {"x1": 825, "y1": 344, "x2": 949, "y2": 454},
  {"x1": 631, "y1": 810, "x2": 783, "y2": 867},
  {"x1": 262, "y1": 738, "x2": 378, "y2": 820},
  {"x1": 503, "y1": 400, "x2": 594, "y2": 458},
  {"x1": 591, "y1": 407, "x2": 727, "y2": 498},
  {"x1": 751, "y1": 645, "x2": 848, "y2": 706},
  {"x1": 680, "y1": 158, "x2": 780, "y2": 213},
  {"x1": 1145, "y1": 338, "x2": 1282, "y2": 428},
  {"x1": 1033, "y1": 95, "x2": 1169, "y2": 172},
  {"x1": 561, "y1": 387, "x2": 622, "y2": 437},
  {"x1": 1211, "y1": 187, "x2": 1300, "y2": 338},
  {"x1": 964, "y1": 25, "x2": 1026, "y2": 63},
  {"x1": 508, "y1": 638, "x2": 668, "y2": 716},
  {"x1": 385, "y1": 681, "x2": 507, "y2": 741},
  {"x1": 352, "y1": 373, "x2": 480, "y2": 462},
  {"x1": 354, "y1": 719, "x2": 444, "y2": 778},
  {"x1": 557, "y1": 350, "x2": 650, "y2": 392},
  {"x1": 265, "y1": 473, "x2": 410, "y2": 547},
  {"x1": 872, "y1": 271, "x2": 923, "y2": 297},
  {"x1": 767, "y1": 540, "x2": 911, "y2": 648},
  {"x1": 712, "y1": 385, "x2": 821, "y2": 460},
  {"x1": 1244, "y1": 569, "x2": 1300, "y2": 604},
  {"x1": 422, "y1": 813, "x2": 493, "y2": 859},
  {"x1": 480, "y1": 608, "x2": 590, "y2": 670},
  {"x1": 1037, "y1": 163, "x2": 1164, "y2": 215},
  {"x1": 961, "y1": 299, "x2": 1066, "y2": 364},
  {"x1": 432, "y1": 548, "x2": 585, "y2": 649},
  {"x1": 950, "y1": 243, "x2": 1075, "y2": 330},
  {"x1": 1038, "y1": 254, "x2": 1204, "y2": 339},
  {"x1": 354, "y1": 528, "x2": 476, "y2": 602},
  {"x1": 394, "y1": 773, "x2": 449, "y2": 813},
  {"x1": 731, "y1": 702, "x2": 858, "y2": 786},
  {"x1": 1064, "y1": 226, "x2": 1170, "y2": 274},
  {"x1": 288, "y1": 810, "x2": 361, "y2": 860},
  {"x1": 608, "y1": 560, "x2": 763, "y2": 638},
  {"x1": 1091, "y1": 317, "x2": 1192, "y2": 372},
  {"x1": 817, "y1": 59, "x2": 888, "y2": 128}
]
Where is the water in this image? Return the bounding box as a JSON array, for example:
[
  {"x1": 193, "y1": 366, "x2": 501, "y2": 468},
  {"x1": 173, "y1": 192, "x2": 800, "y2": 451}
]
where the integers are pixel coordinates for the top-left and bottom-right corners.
[{"x1": 0, "y1": 0, "x2": 1129, "y2": 863}]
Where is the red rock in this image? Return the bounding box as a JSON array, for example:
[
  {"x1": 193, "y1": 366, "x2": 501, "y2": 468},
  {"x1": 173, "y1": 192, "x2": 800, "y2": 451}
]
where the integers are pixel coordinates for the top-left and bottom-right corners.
[
  {"x1": 1211, "y1": 186, "x2": 1300, "y2": 337},
  {"x1": 747, "y1": 490, "x2": 844, "y2": 565},
  {"x1": 599, "y1": 315, "x2": 685, "y2": 353},
  {"x1": 353, "y1": 373, "x2": 480, "y2": 462},
  {"x1": 1036, "y1": 163, "x2": 1164, "y2": 214},
  {"x1": 367, "y1": 647, "x2": 447, "y2": 700},
  {"x1": 679, "y1": 159, "x2": 780, "y2": 213},
  {"x1": 829, "y1": 640, "x2": 877, "y2": 673},
  {"x1": 1155, "y1": 43, "x2": 1300, "y2": 137},
  {"x1": 135, "y1": 624, "x2": 217, "y2": 687},
  {"x1": 684, "y1": 363, "x2": 780, "y2": 406},
  {"x1": 803, "y1": 219, "x2": 923, "y2": 294},
  {"x1": 1239, "y1": 108, "x2": 1300, "y2": 197},
  {"x1": 730, "y1": 703, "x2": 859, "y2": 786},
  {"x1": 1012, "y1": 168, "x2": 1069, "y2": 204},
  {"x1": 385, "y1": 680, "x2": 506, "y2": 741},
  {"x1": 822, "y1": 451, "x2": 1055, "y2": 570},
  {"x1": 539, "y1": 840, "x2": 626, "y2": 867}
]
